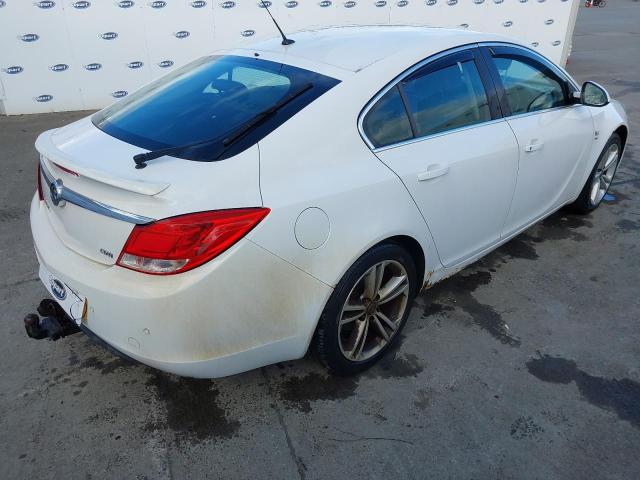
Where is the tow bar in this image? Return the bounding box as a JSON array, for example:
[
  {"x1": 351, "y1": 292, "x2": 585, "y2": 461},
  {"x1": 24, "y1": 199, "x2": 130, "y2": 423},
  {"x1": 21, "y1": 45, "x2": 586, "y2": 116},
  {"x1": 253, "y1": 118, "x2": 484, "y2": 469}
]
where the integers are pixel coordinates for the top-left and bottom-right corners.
[{"x1": 24, "y1": 299, "x2": 81, "y2": 341}]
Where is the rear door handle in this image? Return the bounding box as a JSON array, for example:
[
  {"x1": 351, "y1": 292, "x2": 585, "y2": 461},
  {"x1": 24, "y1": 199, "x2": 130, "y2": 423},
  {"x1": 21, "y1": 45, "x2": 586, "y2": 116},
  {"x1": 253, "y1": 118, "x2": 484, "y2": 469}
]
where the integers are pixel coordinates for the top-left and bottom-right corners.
[
  {"x1": 418, "y1": 164, "x2": 449, "y2": 182},
  {"x1": 524, "y1": 142, "x2": 544, "y2": 153}
]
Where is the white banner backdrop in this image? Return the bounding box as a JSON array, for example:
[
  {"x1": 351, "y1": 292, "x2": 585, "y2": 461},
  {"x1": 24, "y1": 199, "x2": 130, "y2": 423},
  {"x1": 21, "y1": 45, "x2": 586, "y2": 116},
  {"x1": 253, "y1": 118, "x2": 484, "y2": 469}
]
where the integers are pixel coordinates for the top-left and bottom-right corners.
[{"x1": 0, "y1": 0, "x2": 579, "y2": 115}]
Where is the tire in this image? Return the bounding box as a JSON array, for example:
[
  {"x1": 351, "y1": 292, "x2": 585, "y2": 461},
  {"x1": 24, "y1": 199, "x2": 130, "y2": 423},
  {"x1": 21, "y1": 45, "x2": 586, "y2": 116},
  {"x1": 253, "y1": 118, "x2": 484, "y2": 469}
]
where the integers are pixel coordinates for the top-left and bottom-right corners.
[
  {"x1": 569, "y1": 133, "x2": 622, "y2": 214},
  {"x1": 312, "y1": 243, "x2": 418, "y2": 376}
]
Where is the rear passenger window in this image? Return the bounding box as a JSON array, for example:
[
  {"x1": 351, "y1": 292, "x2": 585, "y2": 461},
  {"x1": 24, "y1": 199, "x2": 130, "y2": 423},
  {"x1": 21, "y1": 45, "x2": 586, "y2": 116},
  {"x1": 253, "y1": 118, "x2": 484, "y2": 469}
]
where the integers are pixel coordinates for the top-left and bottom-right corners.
[
  {"x1": 402, "y1": 60, "x2": 491, "y2": 138},
  {"x1": 490, "y1": 56, "x2": 566, "y2": 115},
  {"x1": 362, "y1": 86, "x2": 413, "y2": 148}
]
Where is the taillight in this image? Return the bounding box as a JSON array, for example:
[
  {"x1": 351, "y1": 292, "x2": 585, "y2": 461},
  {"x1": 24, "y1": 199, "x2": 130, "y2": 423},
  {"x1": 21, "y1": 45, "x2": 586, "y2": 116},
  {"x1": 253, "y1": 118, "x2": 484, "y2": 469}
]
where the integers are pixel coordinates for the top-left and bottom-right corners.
[
  {"x1": 116, "y1": 208, "x2": 270, "y2": 275},
  {"x1": 37, "y1": 163, "x2": 44, "y2": 201}
]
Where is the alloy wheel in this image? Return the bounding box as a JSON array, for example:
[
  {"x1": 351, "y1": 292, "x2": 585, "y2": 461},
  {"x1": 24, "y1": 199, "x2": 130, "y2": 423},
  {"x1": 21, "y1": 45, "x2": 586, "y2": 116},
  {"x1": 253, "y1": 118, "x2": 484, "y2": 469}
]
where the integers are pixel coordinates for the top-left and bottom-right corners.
[
  {"x1": 338, "y1": 260, "x2": 410, "y2": 362},
  {"x1": 590, "y1": 143, "x2": 620, "y2": 207}
]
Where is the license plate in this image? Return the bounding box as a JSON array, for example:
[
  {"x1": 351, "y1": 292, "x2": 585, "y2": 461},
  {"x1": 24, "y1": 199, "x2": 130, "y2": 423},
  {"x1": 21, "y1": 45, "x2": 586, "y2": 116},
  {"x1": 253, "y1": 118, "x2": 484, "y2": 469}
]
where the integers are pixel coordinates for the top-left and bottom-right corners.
[{"x1": 38, "y1": 264, "x2": 87, "y2": 325}]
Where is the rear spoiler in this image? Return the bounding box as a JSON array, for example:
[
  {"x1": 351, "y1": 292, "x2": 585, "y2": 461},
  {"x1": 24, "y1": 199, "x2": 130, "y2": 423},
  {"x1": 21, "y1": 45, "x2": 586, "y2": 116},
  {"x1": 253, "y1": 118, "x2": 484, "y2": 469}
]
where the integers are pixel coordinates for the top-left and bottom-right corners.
[{"x1": 35, "y1": 131, "x2": 170, "y2": 196}]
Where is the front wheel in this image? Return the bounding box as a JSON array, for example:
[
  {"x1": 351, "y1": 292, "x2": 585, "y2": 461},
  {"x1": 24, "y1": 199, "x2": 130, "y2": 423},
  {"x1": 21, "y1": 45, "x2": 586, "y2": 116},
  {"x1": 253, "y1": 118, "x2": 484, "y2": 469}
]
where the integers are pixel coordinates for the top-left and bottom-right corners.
[
  {"x1": 569, "y1": 133, "x2": 622, "y2": 214},
  {"x1": 312, "y1": 243, "x2": 417, "y2": 376}
]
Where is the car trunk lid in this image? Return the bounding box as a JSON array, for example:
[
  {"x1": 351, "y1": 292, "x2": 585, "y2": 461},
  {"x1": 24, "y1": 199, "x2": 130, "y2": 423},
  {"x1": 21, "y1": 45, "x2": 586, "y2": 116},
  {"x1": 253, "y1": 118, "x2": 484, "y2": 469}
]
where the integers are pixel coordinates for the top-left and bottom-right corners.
[{"x1": 36, "y1": 117, "x2": 262, "y2": 266}]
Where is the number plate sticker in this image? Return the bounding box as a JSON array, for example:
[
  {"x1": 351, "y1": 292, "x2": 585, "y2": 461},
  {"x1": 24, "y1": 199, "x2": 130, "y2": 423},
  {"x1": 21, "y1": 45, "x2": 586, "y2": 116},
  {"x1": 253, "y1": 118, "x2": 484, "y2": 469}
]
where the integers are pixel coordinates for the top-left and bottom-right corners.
[{"x1": 38, "y1": 264, "x2": 86, "y2": 325}]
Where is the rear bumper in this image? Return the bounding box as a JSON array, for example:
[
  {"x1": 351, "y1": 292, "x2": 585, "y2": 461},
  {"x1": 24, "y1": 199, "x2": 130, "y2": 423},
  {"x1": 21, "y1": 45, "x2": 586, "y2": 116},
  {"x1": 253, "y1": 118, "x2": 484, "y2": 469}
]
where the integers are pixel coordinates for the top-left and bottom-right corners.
[{"x1": 30, "y1": 195, "x2": 332, "y2": 378}]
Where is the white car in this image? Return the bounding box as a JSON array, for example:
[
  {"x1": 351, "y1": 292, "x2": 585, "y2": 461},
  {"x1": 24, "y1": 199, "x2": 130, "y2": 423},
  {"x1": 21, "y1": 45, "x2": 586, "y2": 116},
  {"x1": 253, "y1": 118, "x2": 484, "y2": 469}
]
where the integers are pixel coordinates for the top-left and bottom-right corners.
[{"x1": 28, "y1": 26, "x2": 628, "y2": 378}]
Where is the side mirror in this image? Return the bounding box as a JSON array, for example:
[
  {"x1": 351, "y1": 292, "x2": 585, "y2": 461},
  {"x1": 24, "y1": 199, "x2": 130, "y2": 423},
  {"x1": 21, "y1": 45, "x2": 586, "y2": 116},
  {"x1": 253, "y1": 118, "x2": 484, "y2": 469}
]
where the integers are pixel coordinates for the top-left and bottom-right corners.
[{"x1": 580, "y1": 81, "x2": 610, "y2": 107}]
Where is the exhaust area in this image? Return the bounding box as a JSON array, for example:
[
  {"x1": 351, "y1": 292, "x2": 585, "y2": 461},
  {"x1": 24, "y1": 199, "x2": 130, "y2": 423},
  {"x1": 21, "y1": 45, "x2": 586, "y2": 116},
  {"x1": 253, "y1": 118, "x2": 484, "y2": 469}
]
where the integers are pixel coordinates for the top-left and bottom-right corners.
[{"x1": 24, "y1": 299, "x2": 81, "y2": 341}]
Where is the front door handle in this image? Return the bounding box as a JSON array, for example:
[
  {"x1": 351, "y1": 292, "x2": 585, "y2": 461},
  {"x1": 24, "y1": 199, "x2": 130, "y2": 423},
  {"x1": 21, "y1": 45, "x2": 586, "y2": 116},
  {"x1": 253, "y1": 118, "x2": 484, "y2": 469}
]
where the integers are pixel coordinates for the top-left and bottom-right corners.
[
  {"x1": 418, "y1": 164, "x2": 449, "y2": 182},
  {"x1": 524, "y1": 142, "x2": 544, "y2": 153}
]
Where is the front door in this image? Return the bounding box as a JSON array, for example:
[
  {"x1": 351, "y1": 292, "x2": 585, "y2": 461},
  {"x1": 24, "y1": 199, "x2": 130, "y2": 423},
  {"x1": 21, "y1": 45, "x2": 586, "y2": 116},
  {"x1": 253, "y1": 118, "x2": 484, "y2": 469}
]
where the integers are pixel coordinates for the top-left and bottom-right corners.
[{"x1": 480, "y1": 45, "x2": 595, "y2": 236}]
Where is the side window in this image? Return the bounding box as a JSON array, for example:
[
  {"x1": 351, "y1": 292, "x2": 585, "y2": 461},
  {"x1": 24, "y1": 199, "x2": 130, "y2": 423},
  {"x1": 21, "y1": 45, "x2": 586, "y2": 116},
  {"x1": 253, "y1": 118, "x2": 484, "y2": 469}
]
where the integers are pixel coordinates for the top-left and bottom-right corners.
[
  {"x1": 490, "y1": 55, "x2": 567, "y2": 115},
  {"x1": 402, "y1": 59, "x2": 491, "y2": 138},
  {"x1": 362, "y1": 86, "x2": 413, "y2": 148}
]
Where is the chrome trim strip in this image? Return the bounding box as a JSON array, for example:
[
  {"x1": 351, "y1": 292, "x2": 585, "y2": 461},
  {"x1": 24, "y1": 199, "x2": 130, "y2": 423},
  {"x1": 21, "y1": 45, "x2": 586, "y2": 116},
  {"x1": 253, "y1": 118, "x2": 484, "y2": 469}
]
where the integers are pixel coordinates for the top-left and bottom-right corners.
[
  {"x1": 357, "y1": 41, "x2": 581, "y2": 152},
  {"x1": 372, "y1": 118, "x2": 507, "y2": 153},
  {"x1": 40, "y1": 161, "x2": 155, "y2": 225},
  {"x1": 498, "y1": 104, "x2": 581, "y2": 122}
]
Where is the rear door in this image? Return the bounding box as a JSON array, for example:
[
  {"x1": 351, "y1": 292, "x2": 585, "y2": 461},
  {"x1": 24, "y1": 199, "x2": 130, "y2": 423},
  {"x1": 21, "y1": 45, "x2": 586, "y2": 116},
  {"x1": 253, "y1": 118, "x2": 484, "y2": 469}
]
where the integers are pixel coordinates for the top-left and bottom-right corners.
[
  {"x1": 480, "y1": 45, "x2": 594, "y2": 236},
  {"x1": 363, "y1": 47, "x2": 520, "y2": 267}
]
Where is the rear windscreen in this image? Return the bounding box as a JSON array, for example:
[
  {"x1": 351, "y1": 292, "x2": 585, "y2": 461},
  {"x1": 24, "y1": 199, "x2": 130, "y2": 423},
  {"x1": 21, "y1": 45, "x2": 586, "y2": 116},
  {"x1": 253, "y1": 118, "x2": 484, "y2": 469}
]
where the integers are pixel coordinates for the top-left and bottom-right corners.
[{"x1": 92, "y1": 55, "x2": 339, "y2": 161}]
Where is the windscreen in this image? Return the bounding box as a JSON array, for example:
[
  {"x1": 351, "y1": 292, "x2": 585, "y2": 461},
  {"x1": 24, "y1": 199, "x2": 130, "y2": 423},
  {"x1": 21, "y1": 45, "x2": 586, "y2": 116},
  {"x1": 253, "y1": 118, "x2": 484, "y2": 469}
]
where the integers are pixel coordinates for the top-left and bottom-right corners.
[{"x1": 92, "y1": 55, "x2": 339, "y2": 161}]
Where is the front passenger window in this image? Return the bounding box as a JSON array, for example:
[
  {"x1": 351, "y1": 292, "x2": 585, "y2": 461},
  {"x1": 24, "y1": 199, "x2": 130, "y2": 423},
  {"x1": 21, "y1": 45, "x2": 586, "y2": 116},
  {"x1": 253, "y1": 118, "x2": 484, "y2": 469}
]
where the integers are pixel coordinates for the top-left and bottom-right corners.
[{"x1": 491, "y1": 56, "x2": 567, "y2": 115}]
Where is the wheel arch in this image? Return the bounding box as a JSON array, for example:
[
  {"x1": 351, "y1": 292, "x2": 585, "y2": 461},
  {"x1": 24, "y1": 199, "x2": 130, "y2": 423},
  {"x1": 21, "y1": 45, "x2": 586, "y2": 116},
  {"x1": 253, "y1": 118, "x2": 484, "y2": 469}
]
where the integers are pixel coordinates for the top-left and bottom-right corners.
[
  {"x1": 614, "y1": 124, "x2": 628, "y2": 152},
  {"x1": 383, "y1": 235, "x2": 427, "y2": 291}
]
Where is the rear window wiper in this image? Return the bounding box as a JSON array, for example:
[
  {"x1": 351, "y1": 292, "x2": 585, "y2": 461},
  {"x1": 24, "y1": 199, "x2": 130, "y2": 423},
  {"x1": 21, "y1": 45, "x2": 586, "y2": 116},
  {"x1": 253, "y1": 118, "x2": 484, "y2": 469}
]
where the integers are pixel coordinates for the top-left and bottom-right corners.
[{"x1": 133, "y1": 82, "x2": 313, "y2": 169}]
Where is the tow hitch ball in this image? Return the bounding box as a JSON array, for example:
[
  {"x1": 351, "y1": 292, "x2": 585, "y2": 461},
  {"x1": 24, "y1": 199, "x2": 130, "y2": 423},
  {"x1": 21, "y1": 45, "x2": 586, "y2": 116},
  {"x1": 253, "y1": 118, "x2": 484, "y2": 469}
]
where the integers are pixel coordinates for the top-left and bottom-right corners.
[{"x1": 24, "y1": 299, "x2": 80, "y2": 341}]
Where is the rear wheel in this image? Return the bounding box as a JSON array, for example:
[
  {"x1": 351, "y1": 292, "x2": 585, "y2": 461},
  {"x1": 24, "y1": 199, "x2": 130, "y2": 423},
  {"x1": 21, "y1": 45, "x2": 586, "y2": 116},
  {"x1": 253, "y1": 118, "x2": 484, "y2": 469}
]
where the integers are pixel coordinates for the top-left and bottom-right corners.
[
  {"x1": 569, "y1": 133, "x2": 621, "y2": 214},
  {"x1": 312, "y1": 243, "x2": 417, "y2": 376}
]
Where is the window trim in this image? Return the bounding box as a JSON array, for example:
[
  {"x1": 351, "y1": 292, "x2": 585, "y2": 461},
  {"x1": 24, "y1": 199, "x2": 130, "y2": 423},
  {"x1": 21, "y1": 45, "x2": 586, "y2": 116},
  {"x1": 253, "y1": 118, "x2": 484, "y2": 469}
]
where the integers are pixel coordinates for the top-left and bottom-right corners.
[
  {"x1": 357, "y1": 41, "x2": 581, "y2": 152},
  {"x1": 479, "y1": 43, "x2": 579, "y2": 119},
  {"x1": 358, "y1": 44, "x2": 501, "y2": 152}
]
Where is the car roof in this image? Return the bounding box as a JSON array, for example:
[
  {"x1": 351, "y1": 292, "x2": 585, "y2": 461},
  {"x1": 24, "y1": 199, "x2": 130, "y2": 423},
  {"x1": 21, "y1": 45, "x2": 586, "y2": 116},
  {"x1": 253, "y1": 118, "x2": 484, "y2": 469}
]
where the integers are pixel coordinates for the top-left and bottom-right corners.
[{"x1": 234, "y1": 25, "x2": 511, "y2": 74}]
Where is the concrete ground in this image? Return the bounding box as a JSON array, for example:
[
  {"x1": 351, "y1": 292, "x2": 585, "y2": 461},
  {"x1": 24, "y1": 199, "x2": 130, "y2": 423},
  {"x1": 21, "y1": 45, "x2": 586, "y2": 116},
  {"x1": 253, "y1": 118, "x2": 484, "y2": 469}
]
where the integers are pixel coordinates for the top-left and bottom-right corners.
[{"x1": 1, "y1": 2, "x2": 639, "y2": 479}]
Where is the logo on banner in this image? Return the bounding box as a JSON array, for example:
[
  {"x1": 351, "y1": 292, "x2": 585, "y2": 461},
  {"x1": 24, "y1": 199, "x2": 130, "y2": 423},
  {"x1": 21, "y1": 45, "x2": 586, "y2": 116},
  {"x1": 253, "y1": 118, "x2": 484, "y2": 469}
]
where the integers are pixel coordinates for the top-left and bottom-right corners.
[
  {"x1": 552, "y1": 40, "x2": 561, "y2": 46},
  {"x1": 473, "y1": 0, "x2": 484, "y2": 4},
  {"x1": 118, "y1": 0, "x2": 135, "y2": 7},
  {"x1": 51, "y1": 278, "x2": 67, "y2": 301},
  {"x1": 518, "y1": 0, "x2": 528, "y2": 3},
  {"x1": 21, "y1": 34, "x2": 40, "y2": 42},
  {"x1": 149, "y1": 0, "x2": 166, "y2": 7},
  {"x1": 447, "y1": 0, "x2": 457, "y2": 5},
  {"x1": 101, "y1": 32, "x2": 118, "y2": 40},
  {"x1": 50, "y1": 64, "x2": 69, "y2": 72},
  {"x1": 425, "y1": 0, "x2": 436, "y2": 5},
  {"x1": 175, "y1": 30, "x2": 190, "y2": 38},
  {"x1": 285, "y1": 0, "x2": 298, "y2": 7},
  {"x1": 258, "y1": 0, "x2": 272, "y2": 6},
  {"x1": 545, "y1": 19, "x2": 554, "y2": 25},
  {"x1": 112, "y1": 90, "x2": 128, "y2": 98},
  {"x1": 72, "y1": 1, "x2": 91, "y2": 8},
  {"x1": 3, "y1": 66, "x2": 24, "y2": 74},
  {"x1": 531, "y1": 42, "x2": 539, "y2": 47},
  {"x1": 344, "y1": 0, "x2": 356, "y2": 7},
  {"x1": 241, "y1": 29, "x2": 255, "y2": 37},
  {"x1": 459, "y1": 23, "x2": 469, "y2": 28},
  {"x1": 191, "y1": 0, "x2": 207, "y2": 6},
  {"x1": 503, "y1": 20, "x2": 513, "y2": 27},
  {"x1": 318, "y1": 0, "x2": 331, "y2": 6},
  {"x1": 158, "y1": 60, "x2": 174, "y2": 67},
  {"x1": 220, "y1": 0, "x2": 235, "y2": 7},
  {"x1": 84, "y1": 63, "x2": 102, "y2": 71},
  {"x1": 35, "y1": 94, "x2": 54, "y2": 102},
  {"x1": 374, "y1": 0, "x2": 386, "y2": 6},
  {"x1": 127, "y1": 61, "x2": 144, "y2": 69},
  {"x1": 34, "y1": 1, "x2": 56, "y2": 8},
  {"x1": 493, "y1": 0, "x2": 503, "y2": 4},
  {"x1": 396, "y1": 0, "x2": 408, "y2": 6}
]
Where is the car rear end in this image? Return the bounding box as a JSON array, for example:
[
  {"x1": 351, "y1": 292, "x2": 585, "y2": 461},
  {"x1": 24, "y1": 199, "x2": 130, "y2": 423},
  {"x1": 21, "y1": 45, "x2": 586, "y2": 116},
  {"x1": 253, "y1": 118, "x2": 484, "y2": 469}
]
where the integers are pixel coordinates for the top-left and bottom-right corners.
[{"x1": 28, "y1": 53, "x2": 339, "y2": 377}]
